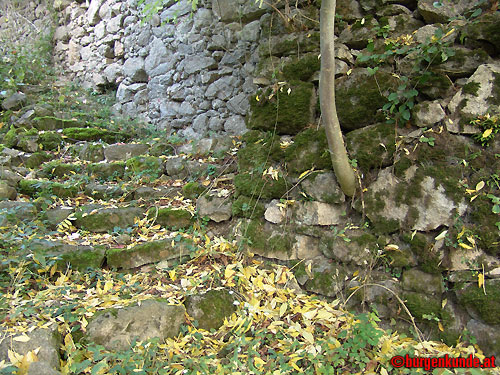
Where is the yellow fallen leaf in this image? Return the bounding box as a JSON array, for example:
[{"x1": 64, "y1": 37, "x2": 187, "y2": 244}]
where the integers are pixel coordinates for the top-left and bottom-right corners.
[
  {"x1": 13, "y1": 334, "x2": 30, "y2": 343},
  {"x1": 475, "y1": 181, "x2": 485, "y2": 191},
  {"x1": 478, "y1": 272, "x2": 484, "y2": 289},
  {"x1": 302, "y1": 330, "x2": 315, "y2": 345},
  {"x1": 482, "y1": 128, "x2": 493, "y2": 138},
  {"x1": 381, "y1": 339, "x2": 391, "y2": 355},
  {"x1": 438, "y1": 321, "x2": 444, "y2": 332},
  {"x1": 459, "y1": 242, "x2": 473, "y2": 250}
]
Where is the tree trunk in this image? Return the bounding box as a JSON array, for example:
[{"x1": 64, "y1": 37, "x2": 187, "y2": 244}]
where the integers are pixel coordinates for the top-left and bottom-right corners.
[{"x1": 319, "y1": 0, "x2": 356, "y2": 197}]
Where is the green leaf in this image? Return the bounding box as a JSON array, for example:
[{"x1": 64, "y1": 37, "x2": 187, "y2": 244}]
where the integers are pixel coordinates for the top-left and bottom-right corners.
[
  {"x1": 401, "y1": 109, "x2": 411, "y2": 121},
  {"x1": 492, "y1": 204, "x2": 500, "y2": 214},
  {"x1": 470, "y1": 8, "x2": 482, "y2": 18},
  {"x1": 387, "y1": 92, "x2": 399, "y2": 102}
]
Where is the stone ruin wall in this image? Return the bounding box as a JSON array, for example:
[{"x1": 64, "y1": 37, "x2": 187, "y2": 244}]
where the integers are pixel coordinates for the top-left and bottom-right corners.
[{"x1": 52, "y1": 0, "x2": 276, "y2": 139}]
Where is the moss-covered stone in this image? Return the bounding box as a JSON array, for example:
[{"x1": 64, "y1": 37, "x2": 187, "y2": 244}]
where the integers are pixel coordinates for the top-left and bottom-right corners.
[
  {"x1": 3, "y1": 126, "x2": 19, "y2": 148},
  {"x1": 126, "y1": 156, "x2": 163, "y2": 179},
  {"x1": 39, "y1": 131, "x2": 63, "y2": 151},
  {"x1": 403, "y1": 233, "x2": 443, "y2": 275},
  {"x1": 234, "y1": 172, "x2": 287, "y2": 200},
  {"x1": 59, "y1": 247, "x2": 106, "y2": 270},
  {"x1": 231, "y1": 195, "x2": 265, "y2": 219},
  {"x1": 346, "y1": 123, "x2": 395, "y2": 172},
  {"x1": 264, "y1": 32, "x2": 321, "y2": 58},
  {"x1": 237, "y1": 132, "x2": 283, "y2": 172},
  {"x1": 242, "y1": 219, "x2": 293, "y2": 257},
  {"x1": 25, "y1": 152, "x2": 51, "y2": 169},
  {"x1": 18, "y1": 179, "x2": 78, "y2": 198},
  {"x1": 42, "y1": 161, "x2": 82, "y2": 178},
  {"x1": 74, "y1": 206, "x2": 144, "y2": 233},
  {"x1": 403, "y1": 291, "x2": 441, "y2": 324},
  {"x1": 182, "y1": 182, "x2": 205, "y2": 200},
  {"x1": 457, "y1": 280, "x2": 500, "y2": 325},
  {"x1": 335, "y1": 69, "x2": 398, "y2": 131},
  {"x1": 185, "y1": 289, "x2": 237, "y2": 331},
  {"x1": 63, "y1": 127, "x2": 128, "y2": 143},
  {"x1": 149, "y1": 141, "x2": 175, "y2": 157},
  {"x1": 281, "y1": 54, "x2": 321, "y2": 82},
  {"x1": 88, "y1": 162, "x2": 126, "y2": 180},
  {"x1": 415, "y1": 73, "x2": 453, "y2": 100},
  {"x1": 463, "y1": 12, "x2": 500, "y2": 56},
  {"x1": 107, "y1": 238, "x2": 194, "y2": 269},
  {"x1": 284, "y1": 129, "x2": 332, "y2": 175},
  {"x1": 469, "y1": 196, "x2": 500, "y2": 256},
  {"x1": 248, "y1": 81, "x2": 315, "y2": 135},
  {"x1": 462, "y1": 81, "x2": 481, "y2": 97},
  {"x1": 147, "y1": 207, "x2": 193, "y2": 229}
]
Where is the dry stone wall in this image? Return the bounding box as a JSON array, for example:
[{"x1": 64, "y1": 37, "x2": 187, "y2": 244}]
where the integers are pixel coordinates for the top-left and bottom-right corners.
[{"x1": 53, "y1": 0, "x2": 275, "y2": 138}]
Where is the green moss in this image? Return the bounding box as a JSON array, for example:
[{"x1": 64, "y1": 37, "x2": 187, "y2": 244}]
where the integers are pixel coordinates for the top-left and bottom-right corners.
[
  {"x1": 185, "y1": 289, "x2": 237, "y2": 331},
  {"x1": 403, "y1": 292, "x2": 441, "y2": 323},
  {"x1": 281, "y1": 54, "x2": 320, "y2": 82},
  {"x1": 182, "y1": 182, "x2": 205, "y2": 200},
  {"x1": 237, "y1": 133, "x2": 283, "y2": 172},
  {"x1": 234, "y1": 172, "x2": 287, "y2": 200},
  {"x1": 457, "y1": 280, "x2": 500, "y2": 325},
  {"x1": 346, "y1": 123, "x2": 396, "y2": 172},
  {"x1": 393, "y1": 157, "x2": 412, "y2": 178},
  {"x1": 243, "y1": 219, "x2": 293, "y2": 256},
  {"x1": 42, "y1": 161, "x2": 82, "y2": 178},
  {"x1": 150, "y1": 141, "x2": 175, "y2": 157},
  {"x1": 403, "y1": 233, "x2": 442, "y2": 274},
  {"x1": 126, "y1": 156, "x2": 163, "y2": 178},
  {"x1": 462, "y1": 81, "x2": 480, "y2": 97},
  {"x1": 4, "y1": 126, "x2": 19, "y2": 148},
  {"x1": 248, "y1": 80, "x2": 314, "y2": 135},
  {"x1": 335, "y1": 70, "x2": 397, "y2": 130},
  {"x1": 147, "y1": 207, "x2": 193, "y2": 229},
  {"x1": 268, "y1": 32, "x2": 320, "y2": 57},
  {"x1": 25, "y1": 152, "x2": 51, "y2": 169},
  {"x1": 18, "y1": 179, "x2": 78, "y2": 198},
  {"x1": 284, "y1": 129, "x2": 332, "y2": 175},
  {"x1": 62, "y1": 127, "x2": 128, "y2": 143},
  {"x1": 489, "y1": 72, "x2": 500, "y2": 106},
  {"x1": 232, "y1": 196, "x2": 265, "y2": 219},
  {"x1": 470, "y1": 196, "x2": 499, "y2": 256},
  {"x1": 38, "y1": 131, "x2": 63, "y2": 151},
  {"x1": 415, "y1": 73, "x2": 453, "y2": 100},
  {"x1": 59, "y1": 247, "x2": 106, "y2": 270}
]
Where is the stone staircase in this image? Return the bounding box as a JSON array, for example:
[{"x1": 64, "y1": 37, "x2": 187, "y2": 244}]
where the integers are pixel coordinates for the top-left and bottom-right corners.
[{"x1": 0, "y1": 115, "x2": 239, "y2": 273}]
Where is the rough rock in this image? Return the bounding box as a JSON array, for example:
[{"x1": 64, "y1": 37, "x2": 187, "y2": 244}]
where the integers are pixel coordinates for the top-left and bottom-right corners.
[
  {"x1": 0, "y1": 325, "x2": 61, "y2": 374},
  {"x1": 413, "y1": 101, "x2": 446, "y2": 127},
  {"x1": 104, "y1": 143, "x2": 150, "y2": 161},
  {"x1": 85, "y1": 300, "x2": 185, "y2": 351},
  {"x1": 0, "y1": 181, "x2": 17, "y2": 200},
  {"x1": 197, "y1": 195, "x2": 232, "y2": 222},
  {"x1": 75, "y1": 206, "x2": 145, "y2": 232},
  {"x1": 448, "y1": 63, "x2": 500, "y2": 121},
  {"x1": 2, "y1": 92, "x2": 27, "y2": 110},
  {"x1": 294, "y1": 201, "x2": 344, "y2": 226}
]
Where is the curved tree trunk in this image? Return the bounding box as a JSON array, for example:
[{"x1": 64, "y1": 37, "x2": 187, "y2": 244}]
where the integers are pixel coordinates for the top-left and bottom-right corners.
[{"x1": 319, "y1": 0, "x2": 356, "y2": 197}]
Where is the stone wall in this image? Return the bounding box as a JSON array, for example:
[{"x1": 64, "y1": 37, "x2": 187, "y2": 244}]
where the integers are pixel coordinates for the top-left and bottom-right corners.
[{"x1": 52, "y1": 0, "x2": 279, "y2": 138}]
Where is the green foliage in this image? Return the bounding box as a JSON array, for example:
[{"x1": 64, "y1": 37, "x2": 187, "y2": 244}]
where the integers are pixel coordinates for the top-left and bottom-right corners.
[
  {"x1": 471, "y1": 114, "x2": 500, "y2": 147},
  {"x1": 0, "y1": 31, "x2": 54, "y2": 94},
  {"x1": 359, "y1": 26, "x2": 456, "y2": 124},
  {"x1": 138, "y1": 0, "x2": 198, "y2": 23}
]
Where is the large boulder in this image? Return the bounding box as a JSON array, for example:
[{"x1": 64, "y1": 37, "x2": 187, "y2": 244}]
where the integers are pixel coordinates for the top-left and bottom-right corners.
[{"x1": 185, "y1": 289, "x2": 237, "y2": 331}]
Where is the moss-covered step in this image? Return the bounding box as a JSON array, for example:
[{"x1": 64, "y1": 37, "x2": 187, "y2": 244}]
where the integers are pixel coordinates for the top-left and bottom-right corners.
[
  {"x1": 41, "y1": 161, "x2": 83, "y2": 178},
  {"x1": 280, "y1": 53, "x2": 321, "y2": 82},
  {"x1": 25, "y1": 152, "x2": 52, "y2": 169},
  {"x1": 33, "y1": 116, "x2": 85, "y2": 131},
  {"x1": 29, "y1": 239, "x2": 105, "y2": 270},
  {"x1": 74, "y1": 206, "x2": 145, "y2": 233},
  {"x1": 248, "y1": 80, "x2": 315, "y2": 135},
  {"x1": 62, "y1": 127, "x2": 129, "y2": 143},
  {"x1": 18, "y1": 179, "x2": 80, "y2": 198},
  {"x1": 88, "y1": 162, "x2": 126, "y2": 180},
  {"x1": 38, "y1": 131, "x2": 64, "y2": 151},
  {"x1": 126, "y1": 156, "x2": 164, "y2": 180},
  {"x1": 104, "y1": 143, "x2": 150, "y2": 161},
  {"x1": 107, "y1": 237, "x2": 197, "y2": 269},
  {"x1": 232, "y1": 195, "x2": 265, "y2": 219},
  {"x1": 185, "y1": 289, "x2": 237, "y2": 331},
  {"x1": 146, "y1": 207, "x2": 194, "y2": 229}
]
